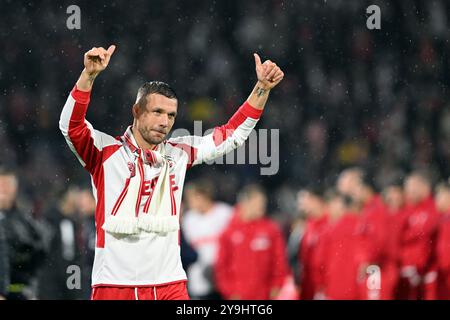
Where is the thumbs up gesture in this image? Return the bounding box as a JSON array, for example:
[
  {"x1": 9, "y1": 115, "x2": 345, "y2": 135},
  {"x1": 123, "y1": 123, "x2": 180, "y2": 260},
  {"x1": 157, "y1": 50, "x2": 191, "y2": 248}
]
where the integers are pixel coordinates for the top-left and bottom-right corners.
[
  {"x1": 253, "y1": 53, "x2": 284, "y2": 89},
  {"x1": 84, "y1": 45, "x2": 116, "y2": 76}
]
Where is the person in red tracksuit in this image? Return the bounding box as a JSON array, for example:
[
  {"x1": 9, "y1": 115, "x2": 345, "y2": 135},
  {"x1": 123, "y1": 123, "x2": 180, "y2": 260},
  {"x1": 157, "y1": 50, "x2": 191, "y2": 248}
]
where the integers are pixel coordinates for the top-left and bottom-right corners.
[
  {"x1": 297, "y1": 187, "x2": 328, "y2": 300},
  {"x1": 381, "y1": 184, "x2": 405, "y2": 300},
  {"x1": 316, "y1": 190, "x2": 361, "y2": 300},
  {"x1": 435, "y1": 182, "x2": 450, "y2": 299},
  {"x1": 214, "y1": 184, "x2": 290, "y2": 300},
  {"x1": 354, "y1": 194, "x2": 389, "y2": 300},
  {"x1": 337, "y1": 168, "x2": 389, "y2": 300},
  {"x1": 397, "y1": 172, "x2": 439, "y2": 300},
  {"x1": 380, "y1": 184, "x2": 405, "y2": 300}
]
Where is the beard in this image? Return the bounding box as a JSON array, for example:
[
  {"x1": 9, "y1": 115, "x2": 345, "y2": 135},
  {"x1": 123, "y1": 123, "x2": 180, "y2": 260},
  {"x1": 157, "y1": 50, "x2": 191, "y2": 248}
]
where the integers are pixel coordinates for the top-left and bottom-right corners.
[{"x1": 139, "y1": 126, "x2": 167, "y2": 145}]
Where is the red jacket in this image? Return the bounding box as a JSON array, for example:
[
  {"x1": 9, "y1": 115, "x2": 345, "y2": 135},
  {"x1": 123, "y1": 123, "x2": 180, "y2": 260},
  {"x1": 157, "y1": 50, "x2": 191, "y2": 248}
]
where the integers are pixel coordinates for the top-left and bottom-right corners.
[
  {"x1": 436, "y1": 213, "x2": 450, "y2": 299},
  {"x1": 214, "y1": 210, "x2": 290, "y2": 300},
  {"x1": 379, "y1": 207, "x2": 404, "y2": 299},
  {"x1": 399, "y1": 197, "x2": 439, "y2": 274},
  {"x1": 298, "y1": 214, "x2": 328, "y2": 300},
  {"x1": 355, "y1": 196, "x2": 389, "y2": 264},
  {"x1": 383, "y1": 207, "x2": 404, "y2": 266},
  {"x1": 354, "y1": 196, "x2": 392, "y2": 299},
  {"x1": 317, "y1": 214, "x2": 361, "y2": 300}
]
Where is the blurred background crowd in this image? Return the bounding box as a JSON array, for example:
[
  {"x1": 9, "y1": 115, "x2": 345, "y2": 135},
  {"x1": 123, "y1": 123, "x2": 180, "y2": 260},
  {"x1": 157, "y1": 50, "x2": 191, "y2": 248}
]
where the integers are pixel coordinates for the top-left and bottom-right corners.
[{"x1": 0, "y1": 0, "x2": 449, "y2": 299}]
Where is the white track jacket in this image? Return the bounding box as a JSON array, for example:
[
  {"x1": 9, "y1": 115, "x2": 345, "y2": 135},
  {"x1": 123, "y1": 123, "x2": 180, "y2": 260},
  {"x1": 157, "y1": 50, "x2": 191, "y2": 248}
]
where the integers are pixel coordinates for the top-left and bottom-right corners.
[{"x1": 59, "y1": 85, "x2": 262, "y2": 287}]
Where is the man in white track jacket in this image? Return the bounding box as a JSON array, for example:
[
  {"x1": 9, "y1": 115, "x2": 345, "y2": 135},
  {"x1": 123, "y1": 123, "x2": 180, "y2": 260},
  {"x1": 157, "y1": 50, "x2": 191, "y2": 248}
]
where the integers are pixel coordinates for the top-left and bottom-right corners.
[{"x1": 59, "y1": 44, "x2": 284, "y2": 300}]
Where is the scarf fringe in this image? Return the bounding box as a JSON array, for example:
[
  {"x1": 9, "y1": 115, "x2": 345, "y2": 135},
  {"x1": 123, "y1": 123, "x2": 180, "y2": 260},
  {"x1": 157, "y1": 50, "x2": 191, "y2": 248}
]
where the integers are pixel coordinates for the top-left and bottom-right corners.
[
  {"x1": 102, "y1": 215, "x2": 179, "y2": 235},
  {"x1": 138, "y1": 214, "x2": 180, "y2": 233},
  {"x1": 102, "y1": 215, "x2": 139, "y2": 235}
]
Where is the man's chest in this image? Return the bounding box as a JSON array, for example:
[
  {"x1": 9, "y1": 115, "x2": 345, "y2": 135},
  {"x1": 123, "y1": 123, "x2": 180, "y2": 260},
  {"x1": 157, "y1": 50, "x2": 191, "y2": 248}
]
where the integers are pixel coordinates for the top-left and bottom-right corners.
[{"x1": 103, "y1": 147, "x2": 187, "y2": 202}]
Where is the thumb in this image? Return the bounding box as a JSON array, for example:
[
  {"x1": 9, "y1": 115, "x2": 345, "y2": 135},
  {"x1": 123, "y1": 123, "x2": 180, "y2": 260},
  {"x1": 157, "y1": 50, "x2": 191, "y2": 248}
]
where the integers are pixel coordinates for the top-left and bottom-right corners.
[
  {"x1": 254, "y1": 53, "x2": 262, "y2": 67},
  {"x1": 107, "y1": 45, "x2": 116, "y2": 56}
]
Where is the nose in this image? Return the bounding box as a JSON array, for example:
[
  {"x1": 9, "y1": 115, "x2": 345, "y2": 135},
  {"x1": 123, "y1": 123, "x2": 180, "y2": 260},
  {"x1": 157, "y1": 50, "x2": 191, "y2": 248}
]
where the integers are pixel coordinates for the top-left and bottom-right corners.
[{"x1": 159, "y1": 114, "x2": 169, "y2": 128}]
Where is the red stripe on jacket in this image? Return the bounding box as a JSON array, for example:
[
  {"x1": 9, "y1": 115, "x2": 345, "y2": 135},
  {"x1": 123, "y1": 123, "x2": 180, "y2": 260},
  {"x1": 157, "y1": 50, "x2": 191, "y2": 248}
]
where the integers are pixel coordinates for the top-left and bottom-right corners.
[
  {"x1": 68, "y1": 86, "x2": 102, "y2": 173},
  {"x1": 69, "y1": 86, "x2": 121, "y2": 248},
  {"x1": 212, "y1": 102, "x2": 262, "y2": 147}
]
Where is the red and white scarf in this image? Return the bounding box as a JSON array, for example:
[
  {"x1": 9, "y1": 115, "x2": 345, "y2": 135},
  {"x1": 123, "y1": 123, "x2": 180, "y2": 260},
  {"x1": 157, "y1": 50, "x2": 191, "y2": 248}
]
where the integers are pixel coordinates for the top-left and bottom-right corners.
[{"x1": 102, "y1": 129, "x2": 179, "y2": 235}]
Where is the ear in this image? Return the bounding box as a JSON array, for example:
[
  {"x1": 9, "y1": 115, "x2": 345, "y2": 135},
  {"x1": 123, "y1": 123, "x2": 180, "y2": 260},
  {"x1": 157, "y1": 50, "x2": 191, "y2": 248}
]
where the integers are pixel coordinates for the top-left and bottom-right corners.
[{"x1": 132, "y1": 104, "x2": 140, "y2": 119}]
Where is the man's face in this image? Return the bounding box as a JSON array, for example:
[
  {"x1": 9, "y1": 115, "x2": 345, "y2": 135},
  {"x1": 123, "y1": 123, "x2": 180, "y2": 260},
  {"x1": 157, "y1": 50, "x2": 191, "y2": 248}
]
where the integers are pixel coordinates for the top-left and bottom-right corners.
[
  {"x1": 61, "y1": 188, "x2": 80, "y2": 217},
  {"x1": 0, "y1": 174, "x2": 18, "y2": 210},
  {"x1": 79, "y1": 190, "x2": 96, "y2": 216},
  {"x1": 404, "y1": 176, "x2": 430, "y2": 205},
  {"x1": 134, "y1": 93, "x2": 178, "y2": 146},
  {"x1": 297, "y1": 191, "x2": 319, "y2": 217},
  {"x1": 241, "y1": 192, "x2": 267, "y2": 221},
  {"x1": 436, "y1": 188, "x2": 450, "y2": 214},
  {"x1": 185, "y1": 189, "x2": 209, "y2": 213},
  {"x1": 327, "y1": 197, "x2": 345, "y2": 220},
  {"x1": 337, "y1": 171, "x2": 361, "y2": 198},
  {"x1": 384, "y1": 186, "x2": 404, "y2": 211}
]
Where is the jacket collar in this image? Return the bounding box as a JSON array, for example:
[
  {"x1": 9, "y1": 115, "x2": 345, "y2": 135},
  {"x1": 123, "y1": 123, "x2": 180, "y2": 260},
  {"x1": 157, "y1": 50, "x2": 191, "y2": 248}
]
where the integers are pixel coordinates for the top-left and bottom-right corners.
[{"x1": 122, "y1": 126, "x2": 159, "y2": 154}]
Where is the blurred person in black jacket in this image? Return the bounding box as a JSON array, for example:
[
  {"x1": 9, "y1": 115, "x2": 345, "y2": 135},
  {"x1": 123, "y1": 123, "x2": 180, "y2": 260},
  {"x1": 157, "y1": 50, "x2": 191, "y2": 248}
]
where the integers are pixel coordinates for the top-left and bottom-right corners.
[
  {"x1": 37, "y1": 186, "x2": 84, "y2": 300},
  {"x1": 0, "y1": 166, "x2": 46, "y2": 300},
  {"x1": 78, "y1": 187, "x2": 96, "y2": 299},
  {"x1": 180, "y1": 230, "x2": 198, "y2": 274}
]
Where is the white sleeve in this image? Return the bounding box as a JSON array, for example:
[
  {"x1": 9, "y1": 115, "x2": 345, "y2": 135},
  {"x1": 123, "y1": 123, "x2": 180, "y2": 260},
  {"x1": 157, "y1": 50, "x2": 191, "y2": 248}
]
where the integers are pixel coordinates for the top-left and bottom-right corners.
[{"x1": 168, "y1": 101, "x2": 263, "y2": 168}]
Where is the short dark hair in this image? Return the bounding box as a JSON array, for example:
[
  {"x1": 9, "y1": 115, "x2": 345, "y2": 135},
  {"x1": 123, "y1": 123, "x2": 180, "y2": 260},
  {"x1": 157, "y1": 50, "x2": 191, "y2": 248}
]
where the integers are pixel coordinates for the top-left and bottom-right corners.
[
  {"x1": 237, "y1": 184, "x2": 266, "y2": 203},
  {"x1": 0, "y1": 165, "x2": 17, "y2": 178},
  {"x1": 340, "y1": 166, "x2": 379, "y2": 192},
  {"x1": 299, "y1": 184, "x2": 324, "y2": 198},
  {"x1": 408, "y1": 170, "x2": 432, "y2": 186},
  {"x1": 185, "y1": 178, "x2": 215, "y2": 200},
  {"x1": 135, "y1": 81, "x2": 177, "y2": 109},
  {"x1": 436, "y1": 181, "x2": 450, "y2": 193},
  {"x1": 0, "y1": 165, "x2": 18, "y2": 188}
]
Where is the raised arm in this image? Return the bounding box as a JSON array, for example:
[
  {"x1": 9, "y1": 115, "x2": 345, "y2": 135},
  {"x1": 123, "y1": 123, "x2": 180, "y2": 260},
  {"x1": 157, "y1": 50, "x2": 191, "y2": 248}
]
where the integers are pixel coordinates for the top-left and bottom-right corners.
[
  {"x1": 247, "y1": 53, "x2": 284, "y2": 110},
  {"x1": 169, "y1": 53, "x2": 284, "y2": 167},
  {"x1": 59, "y1": 45, "x2": 119, "y2": 174}
]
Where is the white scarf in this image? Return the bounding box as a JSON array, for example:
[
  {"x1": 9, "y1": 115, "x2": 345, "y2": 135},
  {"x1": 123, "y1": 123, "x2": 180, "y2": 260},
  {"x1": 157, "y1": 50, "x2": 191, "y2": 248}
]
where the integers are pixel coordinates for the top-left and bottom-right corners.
[{"x1": 102, "y1": 133, "x2": 179, "y2": 235}]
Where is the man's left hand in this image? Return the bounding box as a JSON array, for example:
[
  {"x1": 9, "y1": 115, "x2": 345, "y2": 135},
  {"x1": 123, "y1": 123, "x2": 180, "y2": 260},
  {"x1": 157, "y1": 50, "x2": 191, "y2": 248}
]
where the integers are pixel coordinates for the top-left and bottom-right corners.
[{"x1": 254, "y1": 53, "x2": 285, "y2": 89}]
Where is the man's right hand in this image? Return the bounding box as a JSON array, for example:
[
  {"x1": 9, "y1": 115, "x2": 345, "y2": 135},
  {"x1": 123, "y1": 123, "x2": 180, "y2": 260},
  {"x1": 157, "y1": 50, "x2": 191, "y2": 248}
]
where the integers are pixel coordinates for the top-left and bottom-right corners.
[
  {"x1": 76, "y1": 45, "x2": 116, "y2": 92},
  {"x1": 84, "y1": 45, "x2": 116, "y2": 76}
]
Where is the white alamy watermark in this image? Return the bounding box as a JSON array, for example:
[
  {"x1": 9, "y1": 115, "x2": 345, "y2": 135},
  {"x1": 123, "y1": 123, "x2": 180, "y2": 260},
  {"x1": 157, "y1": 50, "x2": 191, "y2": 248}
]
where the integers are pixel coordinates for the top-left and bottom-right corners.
[
  {"x1": 66, "y1": 265, "x2": 81, "y2": 290},
  {"x1": 366, "y1": 5, "x2": 381, "y2": 30},
  {"x1": 366, "y1": 264, "x2": 381, "y2": 300},
  {"x1": 171, "y1": 121, "x2": 279, "y2": 176},
  {"x1": 66, "y1": 5, "x2": 81, "y2": 30}
]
